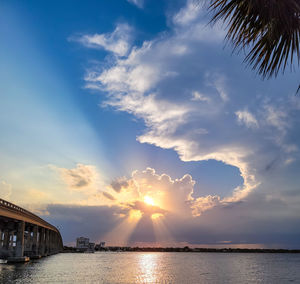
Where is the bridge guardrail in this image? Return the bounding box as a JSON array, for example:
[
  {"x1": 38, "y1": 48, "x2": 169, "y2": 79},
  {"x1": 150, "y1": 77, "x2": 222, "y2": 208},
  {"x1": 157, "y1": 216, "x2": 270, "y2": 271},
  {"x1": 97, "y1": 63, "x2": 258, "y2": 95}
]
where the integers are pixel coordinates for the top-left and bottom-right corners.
[{"x1": 0, "y1": 198, "x2": 59, "y2": 233}]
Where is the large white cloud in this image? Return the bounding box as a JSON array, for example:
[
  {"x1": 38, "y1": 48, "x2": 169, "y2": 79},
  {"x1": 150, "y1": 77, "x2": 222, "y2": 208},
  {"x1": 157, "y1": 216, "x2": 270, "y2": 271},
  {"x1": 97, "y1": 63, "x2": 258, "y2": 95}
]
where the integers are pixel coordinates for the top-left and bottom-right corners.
[
  {"x1": 103, "y1": 167, "x2": 244, "y2": 217},
  {"x1": 78, "y1": 0, "x2": 300, "y2": 221},
  {"x1": 130, "y1": 167, "x2": 195, "y2": 215}
]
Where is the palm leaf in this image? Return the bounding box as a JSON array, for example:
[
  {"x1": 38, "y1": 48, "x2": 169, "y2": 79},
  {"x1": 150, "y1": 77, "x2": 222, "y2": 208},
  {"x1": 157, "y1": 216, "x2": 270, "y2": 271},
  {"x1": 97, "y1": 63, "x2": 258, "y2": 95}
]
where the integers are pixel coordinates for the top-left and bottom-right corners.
[{"x1": 209, "y1": 0, "x2": 300, "y2": 79}]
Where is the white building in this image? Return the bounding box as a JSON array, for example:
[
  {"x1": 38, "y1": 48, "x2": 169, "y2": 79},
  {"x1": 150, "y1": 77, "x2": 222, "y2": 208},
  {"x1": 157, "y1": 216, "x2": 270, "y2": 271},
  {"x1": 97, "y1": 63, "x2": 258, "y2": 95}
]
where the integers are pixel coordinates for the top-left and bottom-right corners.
[{"x1": 76, "y1": 237, "x2": 89, "y2": 249}]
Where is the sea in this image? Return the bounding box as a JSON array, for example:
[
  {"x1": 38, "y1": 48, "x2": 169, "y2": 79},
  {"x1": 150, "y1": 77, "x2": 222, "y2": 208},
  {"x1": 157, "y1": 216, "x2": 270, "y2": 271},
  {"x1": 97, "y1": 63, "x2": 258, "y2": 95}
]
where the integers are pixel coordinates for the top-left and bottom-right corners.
[{"x1": 1, "y1": 252, "x2": 300, "y2": 283}]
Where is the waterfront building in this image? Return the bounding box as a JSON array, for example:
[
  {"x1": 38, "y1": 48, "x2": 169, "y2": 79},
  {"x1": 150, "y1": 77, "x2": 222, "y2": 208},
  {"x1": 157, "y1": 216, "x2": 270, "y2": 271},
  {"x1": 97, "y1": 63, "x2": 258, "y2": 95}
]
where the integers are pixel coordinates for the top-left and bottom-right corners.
[
  {"x1": 76, "y1": 237, "x2": 89, "y2": 250},
  {"x1": 76, "y1": 237, "x2": 95, "y2": 252},
  {"x1": 95, "y1": 241, "x2": 106, "y2": 251},
  {"x1": 88, "y1": 242, "x2": 95, "y2": 252}
]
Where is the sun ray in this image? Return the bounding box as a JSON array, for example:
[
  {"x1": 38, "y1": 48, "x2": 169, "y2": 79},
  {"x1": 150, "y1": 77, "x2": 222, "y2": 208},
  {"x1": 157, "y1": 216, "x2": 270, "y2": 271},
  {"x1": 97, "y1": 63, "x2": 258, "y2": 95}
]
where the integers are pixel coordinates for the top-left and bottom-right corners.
[
  {"x1": 102, "y1": 209, "x2": 142, "y2": 246},
  {"x1": 151, "y1": 215, "x2": 174, "y2": 246}
]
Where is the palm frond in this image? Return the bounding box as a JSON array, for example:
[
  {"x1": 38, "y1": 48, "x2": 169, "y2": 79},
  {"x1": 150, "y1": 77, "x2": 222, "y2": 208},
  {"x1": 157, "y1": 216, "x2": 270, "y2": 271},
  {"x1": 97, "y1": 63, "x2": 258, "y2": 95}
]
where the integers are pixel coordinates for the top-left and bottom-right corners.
[{"x1": 209, "y1": 0, "x2": 300, "y2": 78}]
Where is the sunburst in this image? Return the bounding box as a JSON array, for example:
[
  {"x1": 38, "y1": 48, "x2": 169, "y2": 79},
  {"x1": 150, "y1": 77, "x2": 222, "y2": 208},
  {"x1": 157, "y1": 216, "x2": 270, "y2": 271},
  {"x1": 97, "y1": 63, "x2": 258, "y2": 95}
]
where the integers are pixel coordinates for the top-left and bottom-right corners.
[{"x1": 144, "y1": 195, "x2": 155, "y2": 206}]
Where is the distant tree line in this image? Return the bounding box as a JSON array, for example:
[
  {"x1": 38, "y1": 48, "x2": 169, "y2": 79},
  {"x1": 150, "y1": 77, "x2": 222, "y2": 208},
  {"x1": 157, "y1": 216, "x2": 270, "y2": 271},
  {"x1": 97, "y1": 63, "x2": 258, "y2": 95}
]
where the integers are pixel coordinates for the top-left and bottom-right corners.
[{"x1": 63, "y1": 246, "x2": 300, "y2": 253}]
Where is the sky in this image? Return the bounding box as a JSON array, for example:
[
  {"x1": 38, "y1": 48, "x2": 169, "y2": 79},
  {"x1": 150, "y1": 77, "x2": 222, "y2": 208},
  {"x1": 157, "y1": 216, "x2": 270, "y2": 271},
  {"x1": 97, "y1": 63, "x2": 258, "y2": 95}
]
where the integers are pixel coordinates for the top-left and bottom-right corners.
[{"x1": 1, "y1": 0, "x2": 300, "y2": 248}]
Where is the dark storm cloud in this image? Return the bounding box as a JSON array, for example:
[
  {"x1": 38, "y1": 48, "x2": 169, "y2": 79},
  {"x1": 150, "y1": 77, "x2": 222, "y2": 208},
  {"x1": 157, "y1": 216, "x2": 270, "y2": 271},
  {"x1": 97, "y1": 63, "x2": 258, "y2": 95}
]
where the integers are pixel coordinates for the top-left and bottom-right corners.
[
  {"x1": 43, "y1": 204, "x2": 129, "y2": 243},
  {"x1": 42, "y1": 190, "x2": 300, "y2": 248},
  {"x1": 174, "y1": 191, "x2": 300, "y2": 248}
]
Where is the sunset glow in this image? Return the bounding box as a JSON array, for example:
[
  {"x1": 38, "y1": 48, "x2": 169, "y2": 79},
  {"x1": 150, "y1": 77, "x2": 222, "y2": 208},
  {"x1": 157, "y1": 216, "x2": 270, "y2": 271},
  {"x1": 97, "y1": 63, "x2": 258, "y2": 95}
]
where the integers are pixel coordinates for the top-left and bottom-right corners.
[
  {"x1": 1, "y1": 0, "x2": 299, "y2": 251},
  {"x1": 144, "y1": 196, "x2": 156, "y2": 206},
  {"x1": 151, "y1": 213, "x2": 163, "y2": 220},
  {"x1": 129, "y1": 209, "x2": 143, "y2": 220}
]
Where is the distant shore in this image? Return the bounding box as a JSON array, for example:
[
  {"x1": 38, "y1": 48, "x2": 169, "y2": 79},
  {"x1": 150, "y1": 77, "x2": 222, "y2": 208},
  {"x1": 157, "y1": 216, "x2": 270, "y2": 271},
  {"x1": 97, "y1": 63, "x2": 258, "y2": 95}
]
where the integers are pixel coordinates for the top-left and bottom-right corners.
[{"x1": 63, "y1": 246, "x2": 300, "y2": 253}]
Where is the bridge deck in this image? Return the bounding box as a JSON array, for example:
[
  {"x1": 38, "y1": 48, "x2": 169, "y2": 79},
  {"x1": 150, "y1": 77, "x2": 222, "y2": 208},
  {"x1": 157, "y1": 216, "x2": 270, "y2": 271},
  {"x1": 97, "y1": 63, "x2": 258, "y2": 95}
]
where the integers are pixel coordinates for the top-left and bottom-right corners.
[{"x1": 0, "y1": 199, "x2": 59, "y2": 233}]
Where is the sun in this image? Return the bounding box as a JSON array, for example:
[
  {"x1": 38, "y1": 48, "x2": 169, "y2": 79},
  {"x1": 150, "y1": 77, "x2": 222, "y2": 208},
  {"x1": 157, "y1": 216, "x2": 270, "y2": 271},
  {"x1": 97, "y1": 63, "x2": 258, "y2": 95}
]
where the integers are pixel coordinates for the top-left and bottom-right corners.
[{"x1": 144, "y1": 195, "x2": 155, "y2": 206}]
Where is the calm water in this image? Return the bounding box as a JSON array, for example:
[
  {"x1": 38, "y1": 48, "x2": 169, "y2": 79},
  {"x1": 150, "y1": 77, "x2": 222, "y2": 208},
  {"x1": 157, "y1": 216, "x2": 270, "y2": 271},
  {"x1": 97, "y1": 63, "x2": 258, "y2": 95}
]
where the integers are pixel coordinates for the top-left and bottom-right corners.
[{"x1": 1, "y1": 252, "x2": 300, "y2": 283}]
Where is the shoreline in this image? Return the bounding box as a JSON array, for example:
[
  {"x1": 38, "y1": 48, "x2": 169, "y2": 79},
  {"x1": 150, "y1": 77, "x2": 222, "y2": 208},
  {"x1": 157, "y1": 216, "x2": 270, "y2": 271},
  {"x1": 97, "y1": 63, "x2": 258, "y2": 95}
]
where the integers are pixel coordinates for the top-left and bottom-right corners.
[{"x1": 63, "y1": 246, "x2": 300, "y2": 253}]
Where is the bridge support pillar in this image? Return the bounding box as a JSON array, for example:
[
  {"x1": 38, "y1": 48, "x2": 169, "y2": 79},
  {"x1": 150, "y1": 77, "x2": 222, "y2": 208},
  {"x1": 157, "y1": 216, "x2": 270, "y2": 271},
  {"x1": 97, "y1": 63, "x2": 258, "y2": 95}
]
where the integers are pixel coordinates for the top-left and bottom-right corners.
[
  {"x1": 49, "y1": 230, "x2": 53, "y2": 255},
  {"x1": 3, "y1": 230, "x2": 10, "y2": 250},
  {"x1": 45, "y1": 229, "x2": 50, "y2": 255},
  {"x1": 15, "y1": 221, "x2": 25, "y2": 257},
  {"x1": 54, "y1": 233, "x2": 58, "y2": 253},
  {"x1": 31, "y1": 225, "x2": 41, "y2": 259},
  {"x1": 40, "y1": 227, "x2": 46, "y2": 256},
  {"x1": 7, "y1": 221, "x2": 29, "y2": 263},
  {"x1": 50, "y1": 230, "x2": 53, "y2": 254},
  {"x1": 0, "y1": 229, "x2": 10, "y2": 257},
  {"x1": 26, "y1": 224, "x2": 34, "y2": 256}
]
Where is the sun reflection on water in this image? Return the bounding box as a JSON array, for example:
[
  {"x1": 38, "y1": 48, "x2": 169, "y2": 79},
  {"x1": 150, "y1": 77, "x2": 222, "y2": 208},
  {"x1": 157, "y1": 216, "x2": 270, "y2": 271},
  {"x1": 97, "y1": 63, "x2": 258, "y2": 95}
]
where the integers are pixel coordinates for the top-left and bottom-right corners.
[{"x1": 136, "y1": 253, "x2": 160, "y2": 283}]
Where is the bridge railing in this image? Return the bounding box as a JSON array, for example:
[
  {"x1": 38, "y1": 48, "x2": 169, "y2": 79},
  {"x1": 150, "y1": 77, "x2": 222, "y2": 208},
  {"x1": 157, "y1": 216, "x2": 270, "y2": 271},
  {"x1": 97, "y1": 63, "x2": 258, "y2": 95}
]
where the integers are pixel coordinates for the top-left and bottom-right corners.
[{"x1": 0, "y1": 198, "x2": 59, "y2": 233}]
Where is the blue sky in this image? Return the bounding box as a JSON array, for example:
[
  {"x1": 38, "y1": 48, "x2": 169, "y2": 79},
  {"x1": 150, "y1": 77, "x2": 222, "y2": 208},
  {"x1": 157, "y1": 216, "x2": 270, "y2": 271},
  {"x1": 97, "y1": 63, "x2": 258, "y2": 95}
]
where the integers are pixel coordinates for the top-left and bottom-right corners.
[{"x1": 1, "y1": 0, "x2": 300, "y2": 248}]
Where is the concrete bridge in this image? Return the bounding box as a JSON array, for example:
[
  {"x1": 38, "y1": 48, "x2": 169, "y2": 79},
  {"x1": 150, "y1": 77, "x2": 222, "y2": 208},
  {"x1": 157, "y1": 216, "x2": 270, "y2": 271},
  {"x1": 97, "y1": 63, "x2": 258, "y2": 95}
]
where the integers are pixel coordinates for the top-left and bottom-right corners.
[{"x1": 0, "y1": 198, "x2": 63, "y2": 262}]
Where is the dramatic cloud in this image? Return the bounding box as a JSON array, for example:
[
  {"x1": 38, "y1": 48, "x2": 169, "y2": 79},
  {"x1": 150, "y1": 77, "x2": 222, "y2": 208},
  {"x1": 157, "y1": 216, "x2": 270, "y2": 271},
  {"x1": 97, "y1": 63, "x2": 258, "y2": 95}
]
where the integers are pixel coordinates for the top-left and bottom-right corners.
[
  {"x1": 43, "y1": 189, "x2": 300, "y2": 248},
  {"x1": 190, "y1": 195, "x2": 221, "y2": 216},
  {"x1": 130, "y1": 168, "x2": 195, "y2": 215},
  {"x1": 70, "y1": 0, "x2": 300, "y2": 247},
  {"x1": 80, "y1": 0, "x2": 300, "y2": 211},
  {"x1": 80, "y1": 2, "x2": 260, "y2": 204},
  {"x1": 109, "y1": 167, "x2": 233, "y2": 217},
  {"x1": 44, "y1": 204, "x2": 129, "y2": 245}
]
